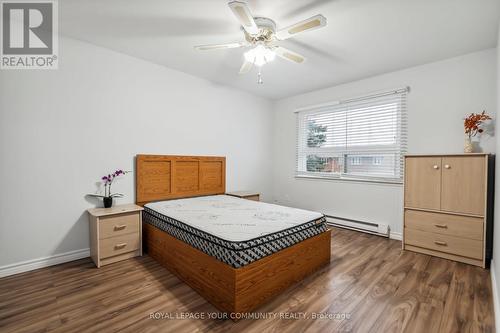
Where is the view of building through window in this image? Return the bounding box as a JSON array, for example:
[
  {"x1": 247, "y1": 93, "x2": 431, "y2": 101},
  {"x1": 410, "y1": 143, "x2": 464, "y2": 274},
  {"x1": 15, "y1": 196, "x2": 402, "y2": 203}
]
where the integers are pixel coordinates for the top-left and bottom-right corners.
[{"x1": 297, "y1": 90, "x2": 407, "y2": 181}]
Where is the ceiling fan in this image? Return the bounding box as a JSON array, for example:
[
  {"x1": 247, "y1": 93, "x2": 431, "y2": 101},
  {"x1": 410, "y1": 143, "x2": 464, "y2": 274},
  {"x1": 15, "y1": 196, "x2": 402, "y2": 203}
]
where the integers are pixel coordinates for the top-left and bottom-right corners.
[{"x1": 194, "y1": 0, "x2": 327, "y2": 84}]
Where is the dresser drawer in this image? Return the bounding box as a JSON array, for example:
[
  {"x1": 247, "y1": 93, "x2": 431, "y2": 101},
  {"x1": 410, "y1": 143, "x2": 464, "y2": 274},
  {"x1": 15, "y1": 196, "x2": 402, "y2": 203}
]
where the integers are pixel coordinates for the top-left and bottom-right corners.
[
  {"x1": 100, "y1": 233, "x2": 140, "y2": 259},
  {"x1": 99, "y1": 213, "x2": 140, "y2": 239},
  {"x1": 405, "y1": 228, "x2": 483, "y2": 259},
  {"x1": 405, "y1": 210, "x2": 483, "y2": 240}
]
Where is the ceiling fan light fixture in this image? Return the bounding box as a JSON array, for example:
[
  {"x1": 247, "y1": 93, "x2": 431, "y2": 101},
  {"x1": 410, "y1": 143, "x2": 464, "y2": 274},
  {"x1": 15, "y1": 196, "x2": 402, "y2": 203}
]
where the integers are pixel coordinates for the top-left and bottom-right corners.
[
  {"x1": 244, "y1": 45, "x2": 275, "y2": 67},
  {"x1": 195, "y1": 1, "x2": 327, "y2": 84}
]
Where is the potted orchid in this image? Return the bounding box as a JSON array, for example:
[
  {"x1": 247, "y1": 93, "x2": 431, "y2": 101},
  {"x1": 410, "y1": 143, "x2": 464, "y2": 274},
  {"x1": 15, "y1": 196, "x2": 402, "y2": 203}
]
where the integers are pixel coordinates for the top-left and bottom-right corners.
[
  {"x1": 464, "y1": 111, "x2": 491, "y2": 153},
  {"x1": 88, "y1": 169, "x2": 129, "y2": 208}
]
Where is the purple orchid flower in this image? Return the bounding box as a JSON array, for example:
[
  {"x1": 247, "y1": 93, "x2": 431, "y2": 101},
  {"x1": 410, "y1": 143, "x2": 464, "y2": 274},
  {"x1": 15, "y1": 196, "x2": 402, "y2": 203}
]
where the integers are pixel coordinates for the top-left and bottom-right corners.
[{"x1": 100, "y1": 169, "x2": 129, "y2": 197}]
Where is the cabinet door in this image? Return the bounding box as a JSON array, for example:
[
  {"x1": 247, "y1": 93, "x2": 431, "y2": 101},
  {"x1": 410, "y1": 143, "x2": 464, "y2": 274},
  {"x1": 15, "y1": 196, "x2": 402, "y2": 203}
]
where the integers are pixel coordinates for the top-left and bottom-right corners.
[
  {"x1": 441, "y1": 156, "x2": 486, "y2": 215},
  {"x1": 405, "y1": 157, "x2": 442, "y2": 210}
]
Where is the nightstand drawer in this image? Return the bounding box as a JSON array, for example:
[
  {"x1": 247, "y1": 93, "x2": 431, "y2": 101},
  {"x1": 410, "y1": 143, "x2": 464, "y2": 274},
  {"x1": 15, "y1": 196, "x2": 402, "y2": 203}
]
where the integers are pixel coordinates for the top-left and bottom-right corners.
[
  {"x1": 88, "y1": 204, "x2": 143, "y2": 267},
  {"x1": 405, "y1": 210, "x2": 483, "y2": 240},
  {"x1": 405, "y1": 228, "x2": 483, "y2": 259},
  {"x1": 99, "y1": 213, "x2": 140, "y2": 239},
  {"x1": 100, "y1": 233, "x2": 140, "y2": 259}
]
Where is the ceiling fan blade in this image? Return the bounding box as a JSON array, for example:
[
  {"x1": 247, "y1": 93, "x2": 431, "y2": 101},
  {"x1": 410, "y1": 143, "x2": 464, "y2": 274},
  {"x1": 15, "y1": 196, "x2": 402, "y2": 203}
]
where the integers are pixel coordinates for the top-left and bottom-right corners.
[
  {"x1": 274, "y1": 46, "x2": 306, "y2": 64},
  {"x1": 194, "y1": 42, "x2": 244, "y2": 51},
  {"x1": 239, "y1": 60, "x2": 253, "y2": 74},
  {"x1": 275, "y1": 14, "x2": 327, "y2": 40},
  {"x1": 228, "y1": 1, "x2": 260, "y2": 35}
]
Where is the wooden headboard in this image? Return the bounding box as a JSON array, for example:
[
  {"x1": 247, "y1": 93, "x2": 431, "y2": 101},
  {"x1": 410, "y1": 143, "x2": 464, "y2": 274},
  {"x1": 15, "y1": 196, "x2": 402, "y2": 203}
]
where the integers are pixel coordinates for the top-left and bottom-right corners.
[{"x1": 136, "y1": 155, "x2": 226, "y2": 206}]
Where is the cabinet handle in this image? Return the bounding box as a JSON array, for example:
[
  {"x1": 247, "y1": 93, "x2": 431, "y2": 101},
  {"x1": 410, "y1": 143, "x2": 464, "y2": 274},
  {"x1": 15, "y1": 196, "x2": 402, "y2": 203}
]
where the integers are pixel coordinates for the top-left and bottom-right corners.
[
  {"x1": 433, "y1": 165, "x2": 439, "y2": 169},
  {"x1": 114, "y1": 225, "x2": 126, "y2": 231},
  {"x1": 444, "y1": 164, "x2": 451, "y2": 169},
  {"x1": 434, "y1": 241, "x2": 447, "y2": 246},
  {"x1": 115, "y1": 243, "x2": 127, "y2": 249},
  {"x1": 434, "y1": 224, "x2": 448, "y2": 228}
]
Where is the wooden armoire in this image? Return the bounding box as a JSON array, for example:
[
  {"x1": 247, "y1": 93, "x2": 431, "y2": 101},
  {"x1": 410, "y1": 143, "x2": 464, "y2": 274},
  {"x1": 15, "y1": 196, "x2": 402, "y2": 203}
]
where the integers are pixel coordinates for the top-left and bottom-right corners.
[{"x1": 403, "y1": 154, "x2": 493, "y2": 268}]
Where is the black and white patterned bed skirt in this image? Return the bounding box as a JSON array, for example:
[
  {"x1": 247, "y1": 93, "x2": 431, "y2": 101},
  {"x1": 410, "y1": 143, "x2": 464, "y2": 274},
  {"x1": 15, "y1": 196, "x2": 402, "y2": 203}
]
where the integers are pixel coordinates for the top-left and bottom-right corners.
[{"x1": 143, "y1": 207, "x2": 328, "y2": 268}]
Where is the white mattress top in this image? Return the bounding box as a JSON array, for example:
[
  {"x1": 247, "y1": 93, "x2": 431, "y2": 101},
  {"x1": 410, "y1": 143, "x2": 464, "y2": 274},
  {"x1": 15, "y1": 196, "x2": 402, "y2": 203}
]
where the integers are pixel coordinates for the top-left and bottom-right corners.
[{"x1": 145, "y1": 195, "x2": 323, "y2": 242}]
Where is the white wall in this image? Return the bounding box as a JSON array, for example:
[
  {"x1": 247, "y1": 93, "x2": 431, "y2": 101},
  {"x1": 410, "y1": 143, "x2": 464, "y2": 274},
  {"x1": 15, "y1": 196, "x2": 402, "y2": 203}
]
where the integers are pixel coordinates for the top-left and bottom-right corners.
[
  {"x1": 271, "y1": 49, "x2": 497, "y2": 236},
  {"x1": 0, "y1": 37, "x2": 273, "y2": 268}
]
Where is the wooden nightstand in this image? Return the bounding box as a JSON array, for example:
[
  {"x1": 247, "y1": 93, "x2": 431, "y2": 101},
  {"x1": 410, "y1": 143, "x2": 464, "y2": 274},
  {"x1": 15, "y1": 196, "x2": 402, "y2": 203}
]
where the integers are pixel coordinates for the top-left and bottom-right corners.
[
  {"x1": 226, "y1": 191, "x2": 260, "y2": 201},
  {"x1": 87, "y1": 204, "x2": 143, "y2": 267}
]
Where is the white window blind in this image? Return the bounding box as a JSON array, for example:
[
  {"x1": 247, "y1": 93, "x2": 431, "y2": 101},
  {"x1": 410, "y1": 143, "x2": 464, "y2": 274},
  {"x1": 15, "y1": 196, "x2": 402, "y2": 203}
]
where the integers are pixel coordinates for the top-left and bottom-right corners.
[{"x1": 296, "y1": 88, "x2": 408, "y2": 183}]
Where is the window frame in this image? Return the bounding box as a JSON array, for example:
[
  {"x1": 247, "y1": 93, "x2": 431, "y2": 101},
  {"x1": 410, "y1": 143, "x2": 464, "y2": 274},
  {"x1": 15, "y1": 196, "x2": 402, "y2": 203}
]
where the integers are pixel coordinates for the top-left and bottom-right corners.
[{"x1": 295, "y1": 88, "x2": 408, "y2": 184}]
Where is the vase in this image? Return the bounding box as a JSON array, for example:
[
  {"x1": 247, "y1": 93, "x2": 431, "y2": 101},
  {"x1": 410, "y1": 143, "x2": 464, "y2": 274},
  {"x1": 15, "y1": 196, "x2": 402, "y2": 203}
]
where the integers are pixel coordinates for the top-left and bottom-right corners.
[
  {"x1": 103, "y1": 196, "x2": 113, "y2": 208},
  {"x1": 464, "y1": 136, "x2": 474, "y2": 153}
]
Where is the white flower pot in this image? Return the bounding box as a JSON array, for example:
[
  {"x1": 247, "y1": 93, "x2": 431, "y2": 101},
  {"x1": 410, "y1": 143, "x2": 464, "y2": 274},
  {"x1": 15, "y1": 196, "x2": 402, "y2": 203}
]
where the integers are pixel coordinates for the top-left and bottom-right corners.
[{"x1": 464, "y1": 136, "x2": 474, "y2": 153}]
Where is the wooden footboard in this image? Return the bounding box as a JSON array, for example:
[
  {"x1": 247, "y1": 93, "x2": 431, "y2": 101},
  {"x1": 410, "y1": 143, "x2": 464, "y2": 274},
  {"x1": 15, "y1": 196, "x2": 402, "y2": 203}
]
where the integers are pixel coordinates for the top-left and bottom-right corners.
[{"x1": 143, "y1": 223, "x2": 331, "y2": 314}]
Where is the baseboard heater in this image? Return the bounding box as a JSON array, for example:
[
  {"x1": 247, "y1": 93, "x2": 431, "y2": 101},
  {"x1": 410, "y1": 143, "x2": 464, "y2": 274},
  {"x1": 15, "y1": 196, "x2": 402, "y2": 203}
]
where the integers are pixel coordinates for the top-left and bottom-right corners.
[{"x1": 324, "y1": 214, "x2": 389, "y2": 237}]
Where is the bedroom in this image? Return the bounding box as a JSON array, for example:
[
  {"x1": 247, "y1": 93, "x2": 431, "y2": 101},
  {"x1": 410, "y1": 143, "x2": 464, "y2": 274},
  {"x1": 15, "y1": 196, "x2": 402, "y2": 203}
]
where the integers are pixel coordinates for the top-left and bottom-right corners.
[{"x1": 0, "y1": 0, "x2": 499, "y2": 332}]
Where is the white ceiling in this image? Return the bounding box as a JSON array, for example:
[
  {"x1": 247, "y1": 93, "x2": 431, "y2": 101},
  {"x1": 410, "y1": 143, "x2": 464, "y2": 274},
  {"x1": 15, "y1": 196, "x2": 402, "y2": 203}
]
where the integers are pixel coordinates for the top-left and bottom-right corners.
[{"x1": 60, "y1": 0, "x2": 500, "y2": 100}]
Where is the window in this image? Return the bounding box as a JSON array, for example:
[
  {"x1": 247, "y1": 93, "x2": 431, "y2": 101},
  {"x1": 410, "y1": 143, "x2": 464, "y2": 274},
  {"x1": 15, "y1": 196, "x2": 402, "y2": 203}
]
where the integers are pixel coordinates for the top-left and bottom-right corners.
[
  {"x1": 373, "y1": 157, "x2": 383, "y2": 165},
  {"x1": 350, "y1": 157, "x2": 361, "y2": 165},
  {"x1": 296, "y1": 88, "x2": 408, "y2": 183}
]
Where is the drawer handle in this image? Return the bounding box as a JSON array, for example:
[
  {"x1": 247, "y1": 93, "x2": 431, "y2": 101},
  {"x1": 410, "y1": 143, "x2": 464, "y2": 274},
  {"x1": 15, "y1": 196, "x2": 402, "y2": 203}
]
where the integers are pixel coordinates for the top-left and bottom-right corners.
[
  {"x1": 434, "y1": 241, "x2": 447, "y2": 246},
  {"x1": 444, "y1": 164, "x2": 451, "y2": 169},
  {"x1": 434, "y1": 224, "x2": 448, "y2": 228},
  {"x1": 433, "y1": 165, "x2": 439, "y2": 169},
  {"x1": 114, "y1": 225, "x2": 126, "y2": 231},
  {"x1": 115, "y1": 243, "x2": 127, "y2": 249}
]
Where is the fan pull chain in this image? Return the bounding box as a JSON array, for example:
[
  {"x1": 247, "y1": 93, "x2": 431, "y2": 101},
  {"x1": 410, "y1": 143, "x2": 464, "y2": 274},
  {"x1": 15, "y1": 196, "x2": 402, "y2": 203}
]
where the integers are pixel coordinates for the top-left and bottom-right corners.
[{"x1": 257, "y1": 68, "x2": 263, "y2": 84}]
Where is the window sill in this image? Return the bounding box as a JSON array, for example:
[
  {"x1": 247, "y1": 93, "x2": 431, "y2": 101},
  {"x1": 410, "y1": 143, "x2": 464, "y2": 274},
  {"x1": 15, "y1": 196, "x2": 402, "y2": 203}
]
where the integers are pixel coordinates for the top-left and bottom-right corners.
[{"x1": 294, "y1": 174, "x2": 403, "y2": 185}]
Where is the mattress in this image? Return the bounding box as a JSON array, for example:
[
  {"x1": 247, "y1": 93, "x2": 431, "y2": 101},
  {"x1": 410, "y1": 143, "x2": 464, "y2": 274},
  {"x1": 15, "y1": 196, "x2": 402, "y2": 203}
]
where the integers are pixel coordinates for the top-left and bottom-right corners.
[{"x1": 143, "y1": 195, "x2": 327, "y2": 268}]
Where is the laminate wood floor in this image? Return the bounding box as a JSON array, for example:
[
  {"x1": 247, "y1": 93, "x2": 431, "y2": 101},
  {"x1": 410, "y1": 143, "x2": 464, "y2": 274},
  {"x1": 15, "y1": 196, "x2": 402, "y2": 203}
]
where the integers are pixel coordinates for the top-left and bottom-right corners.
[{"x1": 0, "y1": 227, "x2": 494, "y2": 333}]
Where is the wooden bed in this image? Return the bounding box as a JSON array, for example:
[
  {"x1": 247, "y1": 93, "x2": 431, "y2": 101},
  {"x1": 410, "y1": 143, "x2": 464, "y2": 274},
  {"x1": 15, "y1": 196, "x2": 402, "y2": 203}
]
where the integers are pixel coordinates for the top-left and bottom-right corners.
[{"x1": 136, "y1": 154, "x2": 331, "y2": 314}]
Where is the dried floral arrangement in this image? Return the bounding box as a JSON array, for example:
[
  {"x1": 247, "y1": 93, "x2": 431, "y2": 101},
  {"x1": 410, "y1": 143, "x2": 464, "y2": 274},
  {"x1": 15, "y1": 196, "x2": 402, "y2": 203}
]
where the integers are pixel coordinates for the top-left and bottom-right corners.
[{"x1": 464, "y1": 111, "x2": 491, "y2": 138}]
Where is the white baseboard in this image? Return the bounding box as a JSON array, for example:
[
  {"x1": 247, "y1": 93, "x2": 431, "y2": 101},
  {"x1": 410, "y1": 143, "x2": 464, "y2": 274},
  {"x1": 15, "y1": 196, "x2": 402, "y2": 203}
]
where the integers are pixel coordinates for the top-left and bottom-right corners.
[
  {"x1": 389, "y1": 231, "x2": 402, "y2": 241},
  {"x1": 0, "y1": 248, "x2": 90, "y2": 278},
  {"x1": 491, "y1": 260, "x2": 500, "y2": 333}
]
